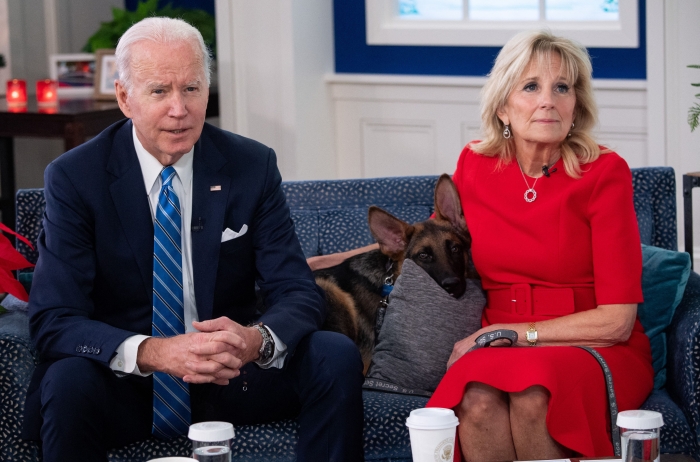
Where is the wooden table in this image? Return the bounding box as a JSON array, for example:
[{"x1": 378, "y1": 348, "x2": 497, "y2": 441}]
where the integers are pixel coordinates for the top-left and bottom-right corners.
[{"x1": 0, "y1": 93, "x2": 219, "y2": 230}]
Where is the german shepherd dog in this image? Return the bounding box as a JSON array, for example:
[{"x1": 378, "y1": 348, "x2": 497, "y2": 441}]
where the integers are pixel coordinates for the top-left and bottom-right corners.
[{"x1": 314, "y1": 174, "x2": 473, "y2": 371}]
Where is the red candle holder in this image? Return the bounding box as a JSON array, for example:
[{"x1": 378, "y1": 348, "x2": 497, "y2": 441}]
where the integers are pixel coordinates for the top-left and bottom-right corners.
[
  {"x1": 7, "y1": 104, "x2": 27, "y2": 113},
  {"x1": 36, "y1": 79, "x2": 58, "y2": 106},
  {"x1": 6, "y1": 79, "x2": 27, "y2": 106},
  {"x1": 38, "y1": 105, "x2": 57, "y2": 114}
]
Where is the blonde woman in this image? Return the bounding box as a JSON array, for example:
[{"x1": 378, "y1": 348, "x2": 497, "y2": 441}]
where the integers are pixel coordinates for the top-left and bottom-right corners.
[{"x1": 426, "y1": 30, "x2": 652, "y2": 461}]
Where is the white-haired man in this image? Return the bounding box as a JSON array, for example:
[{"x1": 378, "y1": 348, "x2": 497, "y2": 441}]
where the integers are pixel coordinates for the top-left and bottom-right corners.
[{"x1": 23, "y1": 17, "x2": 364, "y2": 462}]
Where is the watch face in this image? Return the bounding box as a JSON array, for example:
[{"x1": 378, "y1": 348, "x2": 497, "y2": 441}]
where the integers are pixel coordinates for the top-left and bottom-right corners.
[
  {"x1": 526, "y1": 331, "x2": 537, "y2": 341},
  {"x1": 262, "y1": 341, "x2": 273, "y2": 360}
]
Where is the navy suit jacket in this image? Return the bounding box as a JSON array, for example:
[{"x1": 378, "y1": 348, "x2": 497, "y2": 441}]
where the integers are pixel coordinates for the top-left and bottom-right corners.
[{"x1": 23, "y1": 119, "x2": 325, "y2": 437}]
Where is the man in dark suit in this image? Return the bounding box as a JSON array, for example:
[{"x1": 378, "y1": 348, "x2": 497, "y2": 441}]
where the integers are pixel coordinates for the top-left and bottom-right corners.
[{"x1": 24, "y1": 17, "x2": 364, "y2": 462}]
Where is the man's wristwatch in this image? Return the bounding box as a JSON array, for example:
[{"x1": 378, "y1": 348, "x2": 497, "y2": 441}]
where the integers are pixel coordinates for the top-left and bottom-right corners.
[
  {"x1": 526, "y1": 322, "x2": 538, "y2": 346},
  {"x1": 253, "y1": 323, "x2": 275, "y2": 362}
]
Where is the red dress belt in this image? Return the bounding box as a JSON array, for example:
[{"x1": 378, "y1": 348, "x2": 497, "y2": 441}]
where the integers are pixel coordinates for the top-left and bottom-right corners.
[{"x1": 487, "y1": 284, "x2": 598, "y2": 317}]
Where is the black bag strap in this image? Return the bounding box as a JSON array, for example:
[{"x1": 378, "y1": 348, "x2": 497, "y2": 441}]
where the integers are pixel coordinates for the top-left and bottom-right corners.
[
  {"x1": 467, "y1": 329, "x2": 519, "y2": 352},
  {"x1": 576, "y1": 346, "x2": 621, "y2": 457}
]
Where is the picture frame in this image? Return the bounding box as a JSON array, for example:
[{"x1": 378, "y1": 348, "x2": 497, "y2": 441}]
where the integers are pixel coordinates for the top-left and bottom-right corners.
[
  {"x1": 49, "y1": 53, "x2": 95, "y2": 97},
  {"x1": 93, "y1": 49, "x2": 118, "y2": 101}
]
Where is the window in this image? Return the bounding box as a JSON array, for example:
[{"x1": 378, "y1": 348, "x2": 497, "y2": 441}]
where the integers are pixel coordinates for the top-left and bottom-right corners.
[{"x1": 367, "y1": 0, "x2": 637, "y2": 48}]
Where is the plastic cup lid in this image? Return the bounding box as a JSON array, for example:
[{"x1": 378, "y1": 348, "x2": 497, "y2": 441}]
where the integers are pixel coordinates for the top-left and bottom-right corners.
[
  {"x1": 406, "y1": 408, "x2": 459, "y2": 430},
  {"x1": 188, "y1": 421, "x2": 235, "y2": 442},
  {"x1": 616, "y1": 410, "x2": 664, "y2": 429}
]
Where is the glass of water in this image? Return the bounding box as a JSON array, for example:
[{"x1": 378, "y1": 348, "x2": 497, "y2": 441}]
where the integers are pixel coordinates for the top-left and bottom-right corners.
[
  {"x1": 188, "y1": 421, "x2": 235, "y2": 462},
  {"x1": 617, "y1": 410, "x2": 664, "y2": 462}
]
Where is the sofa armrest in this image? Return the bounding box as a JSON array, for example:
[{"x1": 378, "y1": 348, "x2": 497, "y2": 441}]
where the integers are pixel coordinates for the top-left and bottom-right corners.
[
  {"x1": 0, "y1": 312, "x2": 38, "y2": 459},
  {"x1": 666, "y1": 270, "x2": 700, "y2": 444}
]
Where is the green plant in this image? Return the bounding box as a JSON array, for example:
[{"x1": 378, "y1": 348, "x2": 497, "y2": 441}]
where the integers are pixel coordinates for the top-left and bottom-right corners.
[
  {"x1": 83, "y1": 0, "x2": 216, "y2": 58},
  {"x1": 689, "y1": 65, "x2": 700, "y2": 132}
]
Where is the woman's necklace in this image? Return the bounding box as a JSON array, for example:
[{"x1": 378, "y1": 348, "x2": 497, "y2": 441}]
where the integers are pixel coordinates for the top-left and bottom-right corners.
[
  {"x1": 517, "y1": 162, "x2": 539, "y2": 203},
  {"x1": 516, "y1": 157, "x2": 560, "y2": 202}
]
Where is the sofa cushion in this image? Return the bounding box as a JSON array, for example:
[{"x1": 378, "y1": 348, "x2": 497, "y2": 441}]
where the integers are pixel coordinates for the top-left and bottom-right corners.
[
  {"x1": 0, "y1": 327, "x2": 40, "y2": 462},
  {"x1": 318, "y1": 206, "x2": 432, "y2": 255},
  {"x1": 638, "y1": 245, "x2": 691, "y2": 389},
  {"x1": 288, "y1": 210, "x2": 319, "y2": 258},
  {"x1": 641, "y1": 389, "x2": 699, "y2": 457},
  {"x1": 365, "y1": 260, "x2": 484, "y2": 395}
]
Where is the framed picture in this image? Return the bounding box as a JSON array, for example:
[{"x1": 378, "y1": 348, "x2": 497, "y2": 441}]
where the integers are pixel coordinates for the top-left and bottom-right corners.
[
  {"x1": 94, "y1": 49, "x2": 118, "y2": 101},
  {"x1": 49, "y1": 53, "x2": 95, "y2": 96}
]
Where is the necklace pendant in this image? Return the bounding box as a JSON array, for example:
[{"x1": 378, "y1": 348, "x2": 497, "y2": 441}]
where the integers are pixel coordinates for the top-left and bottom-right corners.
[{"x1": 524, "y1": 188, "x2": 537, "y2": 202}]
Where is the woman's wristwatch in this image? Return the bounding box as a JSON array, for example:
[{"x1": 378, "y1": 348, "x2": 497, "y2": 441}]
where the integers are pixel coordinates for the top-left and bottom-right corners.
[
  {"x1": 526, "y1": 322, "x2": 538, "y2": 346},
  {"x1": 253, "y1": 322, "x2": 275, "y2": 362}
]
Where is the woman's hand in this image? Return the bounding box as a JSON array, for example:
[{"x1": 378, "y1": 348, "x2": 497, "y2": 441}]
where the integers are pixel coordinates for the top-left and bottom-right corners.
[
  {"x1": 447, "y1": 303, "x2": 638, "y2": 369},
  {"x1": 448, "y1": 325, "x2": 509, "y2": 369}
]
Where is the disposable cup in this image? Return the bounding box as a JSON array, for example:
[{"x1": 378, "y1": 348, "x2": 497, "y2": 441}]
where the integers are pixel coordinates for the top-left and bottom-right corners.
[
  {"x1": 617, "y1": 410, "x2": 664, "y2": 462},
  {"x1": 406, "y1": 407, "x2": 459, "y2": 462},
  {"x1": 188, "y1": 421, "x2": 235, "y2": 462}
]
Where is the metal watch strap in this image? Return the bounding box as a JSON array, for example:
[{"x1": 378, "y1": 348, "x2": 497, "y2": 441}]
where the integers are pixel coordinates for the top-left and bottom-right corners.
[
  {"x1": 576, "y1": 346, "x2": 620, "y2": 457},
  {"x1": 526, "y1": 322, "x2": 538, "y2": 346},
  {"x1": 254, "y1": 323, "x2": 274, "y2": 361}
]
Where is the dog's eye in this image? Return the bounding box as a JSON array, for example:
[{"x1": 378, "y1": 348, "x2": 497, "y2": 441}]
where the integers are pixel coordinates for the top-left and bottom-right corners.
[
  {"x1": 418, "y1": 252, "x2": 429, "y2": 260},
  {"x1": 451, "y1": 245, "x2": 461, "y2": 254}
]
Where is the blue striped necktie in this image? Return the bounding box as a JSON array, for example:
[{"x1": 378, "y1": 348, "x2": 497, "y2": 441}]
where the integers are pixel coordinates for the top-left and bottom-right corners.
[{"x1": 151, "y1": 166, "x2": 191, "y2": 439}]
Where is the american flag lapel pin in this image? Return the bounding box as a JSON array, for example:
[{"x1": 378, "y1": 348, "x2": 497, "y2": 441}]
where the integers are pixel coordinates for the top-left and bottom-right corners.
[{"x1": 210, "y1": 185, "x2": 222, "y2": 191}]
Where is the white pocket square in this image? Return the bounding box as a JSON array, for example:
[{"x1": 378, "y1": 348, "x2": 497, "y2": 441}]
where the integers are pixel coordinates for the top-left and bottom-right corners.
[{"x1": 222, "y1": 224, "x2": 248, "y2": 242}]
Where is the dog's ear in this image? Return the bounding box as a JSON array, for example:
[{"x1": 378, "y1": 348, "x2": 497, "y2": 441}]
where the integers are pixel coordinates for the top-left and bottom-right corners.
[
  {"x1": 434, "y1": 174, "x2": 467, "y2": 233},
  {"x1": 368, "y1": 206, "x2": 412, "y2": 259}
]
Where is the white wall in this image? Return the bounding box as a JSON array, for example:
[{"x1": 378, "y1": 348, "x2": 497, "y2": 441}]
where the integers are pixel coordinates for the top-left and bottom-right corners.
[
  {"x1": 664, "y1": 0, "x2": 700, "y2": 264},
  {"x1": 326, "y1": 75, "x2": 648, "y2": 179},
  {"x1": 0, "y1": 0, "x2": 11, "y2": 95},
  {"x1": 215, "y1": 0, "x2": 335, "y2": 181}
]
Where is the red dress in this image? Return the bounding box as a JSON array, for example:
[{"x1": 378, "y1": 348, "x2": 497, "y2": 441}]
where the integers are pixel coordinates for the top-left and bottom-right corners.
[{"x1": 426, "y1": 145, "x2": 654, "y2": 457}]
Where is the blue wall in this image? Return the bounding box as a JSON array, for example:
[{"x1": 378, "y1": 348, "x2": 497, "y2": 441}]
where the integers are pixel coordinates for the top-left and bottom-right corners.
[{"x1": 334, "y1": 0, "x2": 646, "y2": 79}]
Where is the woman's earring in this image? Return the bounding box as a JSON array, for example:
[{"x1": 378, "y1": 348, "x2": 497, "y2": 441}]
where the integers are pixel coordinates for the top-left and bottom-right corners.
[
  {"x1": 503, "y1": 125, "x2": 512, "y2": 139},
  {"x1": 567, "y1": 122, "x2": 575, "y2": 138}
]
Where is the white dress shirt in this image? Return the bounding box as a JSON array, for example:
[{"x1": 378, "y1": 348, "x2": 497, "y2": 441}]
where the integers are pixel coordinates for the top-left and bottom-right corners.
[{"x1": 109, "y1": 127, "x2": 287, "y2": 376}]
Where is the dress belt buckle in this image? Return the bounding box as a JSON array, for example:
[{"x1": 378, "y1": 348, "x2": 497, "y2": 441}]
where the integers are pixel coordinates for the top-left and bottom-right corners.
[{"x1": 510, "y1": 283, "x2": 532, "y2": 315}]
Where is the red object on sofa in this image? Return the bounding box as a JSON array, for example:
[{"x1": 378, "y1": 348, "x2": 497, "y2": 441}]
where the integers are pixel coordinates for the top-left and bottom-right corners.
[{"x1": 0, "y1": 223, "x2": 34, "y2": 302}]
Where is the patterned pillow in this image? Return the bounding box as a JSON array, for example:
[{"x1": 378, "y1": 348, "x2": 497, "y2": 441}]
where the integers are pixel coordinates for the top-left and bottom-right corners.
[{"x1": 364, "y1": 259, "x2": 485, "y2": 396}]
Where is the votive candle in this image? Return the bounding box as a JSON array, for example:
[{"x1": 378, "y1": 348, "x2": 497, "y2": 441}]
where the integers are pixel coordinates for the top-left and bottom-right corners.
[
  {"x1": 6, "y1": 79, "x2": 27, "y2": 106},
  {"x1": 36, "y1": 79, "x2": 58, "y2": 106}
]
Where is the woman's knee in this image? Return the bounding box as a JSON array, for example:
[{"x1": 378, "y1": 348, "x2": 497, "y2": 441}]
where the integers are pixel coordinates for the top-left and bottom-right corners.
[
  {"x1": 509, "y1": 385, "x2": 550, "y2": 425},
  {"x1": 458, "y1": 382, "x2": 508, "y2": 423}
]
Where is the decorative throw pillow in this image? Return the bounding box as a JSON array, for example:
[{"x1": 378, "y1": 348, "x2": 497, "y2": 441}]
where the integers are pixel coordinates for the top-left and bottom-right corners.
[
  {"x1": 364, "y1": 259, "x2": 486, "y2": 396},
  {"x1": 638, "y1": 244, "x2": 691, "y2": 389}
]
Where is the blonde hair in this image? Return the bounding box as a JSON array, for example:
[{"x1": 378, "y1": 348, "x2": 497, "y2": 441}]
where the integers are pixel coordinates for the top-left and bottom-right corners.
[
  {"x1": 472, "y1": 30, "x2": 601, "y2": 177},
  {"x1": 116, "y1": 17, "x2": 211, "y2": 95}
]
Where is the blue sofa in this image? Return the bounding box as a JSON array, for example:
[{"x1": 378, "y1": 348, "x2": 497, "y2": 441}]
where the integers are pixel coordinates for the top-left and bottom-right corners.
[{"x1": 1, "y1": 168, "x2": 699, "y2": 461}]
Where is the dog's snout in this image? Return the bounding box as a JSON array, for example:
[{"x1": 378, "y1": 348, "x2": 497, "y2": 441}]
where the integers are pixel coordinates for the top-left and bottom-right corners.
[{"x1": 441, "y1": 277, "x2": 465, "y2": 298}]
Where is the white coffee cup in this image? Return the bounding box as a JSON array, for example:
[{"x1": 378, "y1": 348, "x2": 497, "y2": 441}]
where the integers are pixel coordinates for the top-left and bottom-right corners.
[
  {"x1": 617, "y1": 410, "x2": 664, "y2": 462},
  {"x1": 406, "y1": 407, "x2": 459, "y2": 462}
]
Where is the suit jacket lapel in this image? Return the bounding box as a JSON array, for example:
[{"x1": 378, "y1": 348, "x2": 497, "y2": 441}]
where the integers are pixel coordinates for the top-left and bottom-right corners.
[
  {"x1": 191, "y1": 129, "x2": 231, "y2": 321},
  {"x1": 107, "y1": 121, "x2": 154, "y2": 303}
]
